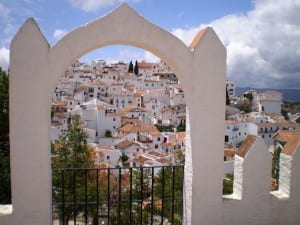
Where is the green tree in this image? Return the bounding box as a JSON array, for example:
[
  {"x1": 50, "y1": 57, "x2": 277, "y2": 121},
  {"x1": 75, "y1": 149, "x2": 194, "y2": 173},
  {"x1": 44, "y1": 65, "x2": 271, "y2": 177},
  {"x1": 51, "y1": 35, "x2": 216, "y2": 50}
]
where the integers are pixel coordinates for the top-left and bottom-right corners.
[
  {"x1": 272, "y1": 146, "x2": 282, "y2": 190},
  {"x1": 223, "y1": 173, "x2": 233, "y2": 195},
  {"x1": 52, "y1": 115, "x2": 94, "y2": 224},
  {"x1": 226, "y1": 88, "x2": 230, "y2": 105},
  {"x1": 243, "y1": 93, "x2": 253, "y2": 103},
  {"x1": 154, "y1": 166, "x2": 184, "y2": 224},
  {"x1": 109, "y1": 168, "x2": 151, "y2": 225},
  {"x1": 0, "y1": 67, "x2": 10, "y2": 203},
  {"x1": 128, "y1": 60, "x2": 133, "y2": 73},
  {"x1": 176, "y1": 120, "x2": 186, "y2": 132},
  {"x1": 134, "y1": 60, "x2": 139, "y2": 76}
]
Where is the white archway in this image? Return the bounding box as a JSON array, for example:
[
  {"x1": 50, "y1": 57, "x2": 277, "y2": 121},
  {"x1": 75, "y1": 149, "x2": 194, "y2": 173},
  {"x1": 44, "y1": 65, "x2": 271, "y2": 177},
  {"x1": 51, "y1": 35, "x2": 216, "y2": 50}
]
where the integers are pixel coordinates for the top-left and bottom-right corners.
[{"x1": 5, "y1": 3, "x2": 225, "y2": 225}]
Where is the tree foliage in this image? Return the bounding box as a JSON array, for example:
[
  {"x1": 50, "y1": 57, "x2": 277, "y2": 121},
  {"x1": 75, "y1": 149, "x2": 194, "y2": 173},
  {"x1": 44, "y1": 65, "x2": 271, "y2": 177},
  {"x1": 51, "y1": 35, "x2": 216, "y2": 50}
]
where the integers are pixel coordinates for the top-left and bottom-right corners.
[
  {"x1": 128, "y1": 60, "x2": 133, "y2": 73},
  {"x1": 52, "y1": 115, "x2": 94, "y2": 224},
  {"x1": 226, "y1": 88, "x2": 230, "y2": 105},
  {"x1": 223, "y1": 173, "x2": 233, "y2": 195},
  {"x1": 134, "y1": 60, "x2": 139, "y2": 76},
  {"x1": 0, "y1": 67, "x2": 10, "y2": 203}
]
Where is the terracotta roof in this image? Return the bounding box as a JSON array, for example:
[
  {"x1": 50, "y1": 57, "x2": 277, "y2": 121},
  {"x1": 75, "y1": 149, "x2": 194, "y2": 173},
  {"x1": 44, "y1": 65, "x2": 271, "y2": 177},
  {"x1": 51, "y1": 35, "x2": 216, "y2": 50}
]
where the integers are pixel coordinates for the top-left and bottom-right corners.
[
  {"x1": 256, "y1": 121, "x2": 300, "y2": 127},
  {"x1": 189, "y1": 27, "x2": 209, "y2": 50},
  {"x1": 123, "y1": 106, "x2": 150, "y2": 113},
  {"x1": 138, "y1": 61, "x2": 152, "y2": 69},
  {"x1": 224, "y1": 149, "x2": 235, "y2": 158},
  {"x1": 156, "y1": 158, "x2": 171, "y2": 164},
  {"x1": 273, "y1": 130, "x2": 300, "y2": 143},
  {"x1": 53, "y1": 112, "x2": 68, "y2": 119},
  {"x1": 170, "y1": 132, "x2": 186, "y2": 142},
  {"x1": 148, "y1": 151, "x2": 167, "y2": 157},
  {"x1": 282, "y1": 136, "x2": 300, "y2": 155},
  {"x1": 236, "y1": 135, "x2": 257, "y2": 158},
  {"x1": 260, "y1": 98, "x2": 281, "y2": 102},
  {"x1": 116, "y1": 140, "x2": 133, "y2": 149},
  {"x1": 118, "y1": 124, "x2": 160, "y2": 134},
  {"x1": 52, "y1": 101, "x2": 67, "y2": 107},
  {"x1": 134, "y1": 155, "x2": 152, "y2": 164},
  {"x1": 161, "y1": 142, "x2": 172, "y2": 147}
]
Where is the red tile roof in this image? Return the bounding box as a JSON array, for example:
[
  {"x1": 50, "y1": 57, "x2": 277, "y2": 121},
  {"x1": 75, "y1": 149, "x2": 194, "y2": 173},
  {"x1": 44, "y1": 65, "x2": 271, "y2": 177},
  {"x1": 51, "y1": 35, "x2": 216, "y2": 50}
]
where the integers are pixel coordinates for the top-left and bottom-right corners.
[{"x1": 236, "y1": 135, "x2": 257, "y2": 158}]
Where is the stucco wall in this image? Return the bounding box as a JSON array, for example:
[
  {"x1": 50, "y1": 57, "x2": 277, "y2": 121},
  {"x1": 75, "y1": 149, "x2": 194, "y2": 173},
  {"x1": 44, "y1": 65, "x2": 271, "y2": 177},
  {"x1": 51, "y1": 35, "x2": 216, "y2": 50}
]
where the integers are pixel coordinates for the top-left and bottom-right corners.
[
  {"x1": 2, "y1": 3, "x2": 300, "y2": 225},
  {"x1": 1, "y1": 3, "x2": 226, "y2": 225}
]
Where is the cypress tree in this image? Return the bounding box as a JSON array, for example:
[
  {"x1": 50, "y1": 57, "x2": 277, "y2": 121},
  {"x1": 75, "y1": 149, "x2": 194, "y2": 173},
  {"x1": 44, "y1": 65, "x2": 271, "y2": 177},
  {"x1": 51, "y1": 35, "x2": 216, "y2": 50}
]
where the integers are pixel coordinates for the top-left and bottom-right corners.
[
  {"x1": 134, "y1": 60, "x2": 139, "y2": 75},
  {"x1": 128, "y1": 60, "x2": 133, "y2": 73},
  {"x1": 0, "y1": 67, "x2": 10, "y2": 203}
]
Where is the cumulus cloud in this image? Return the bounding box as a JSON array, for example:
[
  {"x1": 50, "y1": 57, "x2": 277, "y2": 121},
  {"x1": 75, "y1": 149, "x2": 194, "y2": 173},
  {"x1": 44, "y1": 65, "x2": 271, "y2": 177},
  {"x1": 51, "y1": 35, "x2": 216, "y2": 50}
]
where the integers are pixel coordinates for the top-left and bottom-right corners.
[
  {"x1": 171, "y1": 0, "x2": 300, "y2": 89},
  {"x1": 53, "y1": 29, "x2": 68, "y2": 41},
  {"x1": 0, "y1": 47, "x2": 9, "y2": 71},
  {"x1": 68, "y1": 0, "x2": 141, "y2": 12}
]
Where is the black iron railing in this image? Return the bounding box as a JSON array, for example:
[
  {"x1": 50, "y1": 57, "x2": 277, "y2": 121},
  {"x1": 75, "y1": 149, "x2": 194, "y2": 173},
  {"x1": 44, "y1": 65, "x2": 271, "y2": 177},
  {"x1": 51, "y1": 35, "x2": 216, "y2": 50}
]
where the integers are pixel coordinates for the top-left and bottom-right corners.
[{"x1": 52, "y1": 165, "x2": 184, "y2": 225}]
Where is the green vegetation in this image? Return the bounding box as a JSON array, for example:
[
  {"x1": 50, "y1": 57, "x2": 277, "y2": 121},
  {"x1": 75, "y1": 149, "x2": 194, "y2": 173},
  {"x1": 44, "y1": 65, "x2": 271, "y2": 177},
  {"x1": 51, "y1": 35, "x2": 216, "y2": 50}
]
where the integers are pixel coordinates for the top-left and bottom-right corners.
[
  {"x1": 155, "y1": 124, "x2": 175, "y2": 132},
  {"x1": 0, "y1": 67, "x2": 10, "y2": 204},
  {"x1": 52, "y1": 115, "x2": 94, "y2": 224},
  {"x1": 128, "y1": 60, "x2": 133, "y2": 73},
  {"x1": 226, "y1": 88, "x2": 230, "y2": 105},
  {"x1": 223, "y1": 173, "x2": 233, "y2": 195},
  {"x1": 243, "y1": 93, "x2": 253, "y2": 103},
  {"x1": 134, "y1": 60, "x2": 139, "y2": 76},
  {"x1": 282, "y1": 101, "x2": 300, "y2": 114},
  {"x1": 272, "y1": 146, "x2": 282, "y2": 190},
  {"x1": 105, "y1": 130, "x2": 112, "y2": 137},
  {"x1": 176, "y1": 120, "x2": 186, "y2": 132}
]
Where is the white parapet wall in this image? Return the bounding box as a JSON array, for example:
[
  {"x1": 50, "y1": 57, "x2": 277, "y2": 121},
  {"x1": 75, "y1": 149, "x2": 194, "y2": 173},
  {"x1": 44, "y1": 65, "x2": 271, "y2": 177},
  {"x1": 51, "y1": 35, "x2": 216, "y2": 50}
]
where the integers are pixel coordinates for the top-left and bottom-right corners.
[
  {"x1": 224, "y1": 136, "x2": 300, "y2": 225},
  {"x1": 0, "y1": 3, "x2": 226, "y2": 225}
]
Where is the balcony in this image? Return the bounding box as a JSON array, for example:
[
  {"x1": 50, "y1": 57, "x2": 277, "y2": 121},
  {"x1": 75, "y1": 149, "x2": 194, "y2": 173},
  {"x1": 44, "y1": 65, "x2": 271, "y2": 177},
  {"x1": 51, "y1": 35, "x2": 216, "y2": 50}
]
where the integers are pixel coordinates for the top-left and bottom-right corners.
[{"x1": 52, "y1": 166, "x2": 184, "y2": 225}]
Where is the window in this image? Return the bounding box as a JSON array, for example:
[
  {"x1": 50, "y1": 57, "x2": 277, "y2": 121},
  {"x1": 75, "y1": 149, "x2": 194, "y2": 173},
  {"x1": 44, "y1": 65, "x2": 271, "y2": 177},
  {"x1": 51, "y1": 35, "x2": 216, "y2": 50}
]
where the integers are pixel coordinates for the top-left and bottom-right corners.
[
  {"x1": 113, "y1": 118, "x2": 116, "y2": 121},
  {"x1": 157, "y1": 137, "x2": 160, "y2": 141}
]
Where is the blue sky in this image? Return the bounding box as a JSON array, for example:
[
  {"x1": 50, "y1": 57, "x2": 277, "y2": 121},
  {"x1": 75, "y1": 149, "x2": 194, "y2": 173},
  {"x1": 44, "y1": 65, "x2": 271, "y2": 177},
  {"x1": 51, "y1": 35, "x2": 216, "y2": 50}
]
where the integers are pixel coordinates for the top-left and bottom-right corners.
[{"x1": 1, "y1": 0, "x2": 300, "y2": 89}]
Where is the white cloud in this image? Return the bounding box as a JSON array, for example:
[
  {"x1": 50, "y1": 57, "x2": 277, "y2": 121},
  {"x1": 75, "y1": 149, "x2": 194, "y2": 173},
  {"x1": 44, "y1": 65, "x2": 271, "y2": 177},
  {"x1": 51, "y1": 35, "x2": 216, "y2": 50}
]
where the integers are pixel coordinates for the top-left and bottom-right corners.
[
  {"x1": 0, "y1": 3, "x2": 10, "y2": 18},
  {"x1": 171, "y1": 0, "x2": 300, "y2": 89},
  {"x1": 53, "y1": 29, "x2": 68, "y2": 41},
  {"x1": 68, "y1": 0, "x2": 142, "y2": 12},
  {"x1": 143, "y1": 51, "x2": 160, "y2": 63},
  {"x1": 0, "y1": 47, "x2": 9, "y2": 71}
]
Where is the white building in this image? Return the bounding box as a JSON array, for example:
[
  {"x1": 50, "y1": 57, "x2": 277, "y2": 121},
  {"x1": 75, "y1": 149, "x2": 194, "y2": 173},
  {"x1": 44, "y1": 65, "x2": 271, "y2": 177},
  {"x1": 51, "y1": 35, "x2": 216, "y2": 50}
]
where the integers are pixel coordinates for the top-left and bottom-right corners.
[
  {"x1": 256, "y1": 90, "x2": 282, "y2": 114},
  {"x1": 224, "y1": 120, "x2": 258, "y2": 147}
]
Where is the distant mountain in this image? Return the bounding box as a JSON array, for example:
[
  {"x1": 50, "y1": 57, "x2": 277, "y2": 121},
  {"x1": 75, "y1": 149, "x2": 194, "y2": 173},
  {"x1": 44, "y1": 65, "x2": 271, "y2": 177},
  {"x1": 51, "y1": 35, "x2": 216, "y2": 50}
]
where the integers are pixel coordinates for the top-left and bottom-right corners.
[{"x1": 236, "y1": 87, "x2": 300, "y2": 102}]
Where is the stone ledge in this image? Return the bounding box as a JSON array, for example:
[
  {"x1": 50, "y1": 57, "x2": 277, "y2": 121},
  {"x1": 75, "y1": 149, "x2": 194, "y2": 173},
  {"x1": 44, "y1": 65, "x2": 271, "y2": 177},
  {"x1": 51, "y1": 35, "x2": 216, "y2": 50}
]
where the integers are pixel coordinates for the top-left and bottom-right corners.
[{"x1": 0, "y1": 205, "x2": 13, "y2": 216}]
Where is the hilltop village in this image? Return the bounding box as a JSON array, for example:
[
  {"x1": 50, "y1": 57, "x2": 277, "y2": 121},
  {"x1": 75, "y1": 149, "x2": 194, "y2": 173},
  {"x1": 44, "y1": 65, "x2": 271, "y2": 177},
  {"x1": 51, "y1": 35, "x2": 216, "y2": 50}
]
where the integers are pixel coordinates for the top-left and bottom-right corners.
[
  {"x1": 51, "y1": 60, "x2": 186, "y2": 168},
  {"x1": 51, "y1": 60, "x2": 300, "y2": 171}
]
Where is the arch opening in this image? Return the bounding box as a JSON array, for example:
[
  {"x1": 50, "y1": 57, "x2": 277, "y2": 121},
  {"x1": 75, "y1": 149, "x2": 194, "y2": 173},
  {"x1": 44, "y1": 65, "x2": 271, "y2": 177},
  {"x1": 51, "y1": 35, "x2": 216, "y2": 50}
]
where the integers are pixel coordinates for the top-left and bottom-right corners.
[{"x1": 51, "y1": 45, "x2": 187, "y2": 225}]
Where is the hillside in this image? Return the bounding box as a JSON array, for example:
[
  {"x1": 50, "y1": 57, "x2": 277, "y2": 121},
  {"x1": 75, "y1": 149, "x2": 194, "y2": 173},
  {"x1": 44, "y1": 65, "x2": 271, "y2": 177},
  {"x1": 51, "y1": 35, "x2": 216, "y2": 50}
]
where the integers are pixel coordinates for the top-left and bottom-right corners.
[{"x1": 236, "y1": 87, "x2": 300, "y2": 102}]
